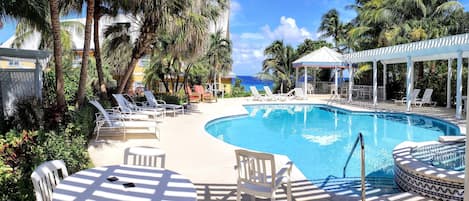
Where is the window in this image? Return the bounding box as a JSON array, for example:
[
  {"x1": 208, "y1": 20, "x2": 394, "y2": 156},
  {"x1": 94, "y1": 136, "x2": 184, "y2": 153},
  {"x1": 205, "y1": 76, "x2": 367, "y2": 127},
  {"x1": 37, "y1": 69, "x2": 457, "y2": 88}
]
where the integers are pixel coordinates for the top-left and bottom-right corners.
[
  {"x1": 8, "y1": 60, "x2": 19, "y2": 67},
  {"x1": 139, "y1": 56, "x2": 150, "y2": 68}
]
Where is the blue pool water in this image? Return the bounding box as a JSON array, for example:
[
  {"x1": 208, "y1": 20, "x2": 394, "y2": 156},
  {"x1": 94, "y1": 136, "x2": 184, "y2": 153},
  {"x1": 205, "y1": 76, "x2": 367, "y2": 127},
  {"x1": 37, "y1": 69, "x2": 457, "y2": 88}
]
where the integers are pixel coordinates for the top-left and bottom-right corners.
[
  {"x1": 234, "y1": 75, "x2": 274, "y2": 92},
  {"x1": 205, "y1": 104, "x2": 460, "y2": 181}
]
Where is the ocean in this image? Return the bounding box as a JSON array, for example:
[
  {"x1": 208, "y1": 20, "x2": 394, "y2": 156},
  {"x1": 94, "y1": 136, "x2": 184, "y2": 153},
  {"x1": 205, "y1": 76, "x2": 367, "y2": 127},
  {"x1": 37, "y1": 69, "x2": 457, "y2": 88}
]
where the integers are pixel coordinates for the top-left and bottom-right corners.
[{"x1": 233, "y1": 75, "x2": 274, "y2": 92}]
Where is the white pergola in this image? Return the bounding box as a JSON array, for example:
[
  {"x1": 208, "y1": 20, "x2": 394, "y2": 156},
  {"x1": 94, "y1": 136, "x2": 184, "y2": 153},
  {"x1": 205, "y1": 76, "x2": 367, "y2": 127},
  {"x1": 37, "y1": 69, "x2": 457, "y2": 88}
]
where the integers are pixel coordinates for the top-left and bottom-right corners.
[
  {"x1": 292, "y1": 46, "x2": 347, "y2": 97},
  {"x1": 343, "y1": 33, "x2": 469, "y2": 199}
]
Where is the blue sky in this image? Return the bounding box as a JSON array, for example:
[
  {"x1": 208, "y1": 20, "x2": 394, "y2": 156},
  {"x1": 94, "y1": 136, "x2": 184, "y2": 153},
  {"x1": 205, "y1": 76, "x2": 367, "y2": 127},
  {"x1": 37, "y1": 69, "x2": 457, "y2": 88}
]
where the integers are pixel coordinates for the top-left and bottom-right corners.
[{"x1": 2, "y1": 0, "x2": 469, "y2": 76}]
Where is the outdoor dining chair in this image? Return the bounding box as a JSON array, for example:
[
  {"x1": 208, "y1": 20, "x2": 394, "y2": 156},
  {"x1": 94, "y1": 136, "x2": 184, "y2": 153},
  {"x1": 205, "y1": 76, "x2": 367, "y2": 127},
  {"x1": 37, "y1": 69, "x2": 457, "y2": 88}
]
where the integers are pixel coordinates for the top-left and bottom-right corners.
[
  {"x1": 124, "y1": 146, "x2": 166, "y2": 168},
  {"x1": 31, "y1": 160, "x2": 69, "y2": 201},
  {"x1": 235, "y1": 149, "x2": 292, "y2": 201}
]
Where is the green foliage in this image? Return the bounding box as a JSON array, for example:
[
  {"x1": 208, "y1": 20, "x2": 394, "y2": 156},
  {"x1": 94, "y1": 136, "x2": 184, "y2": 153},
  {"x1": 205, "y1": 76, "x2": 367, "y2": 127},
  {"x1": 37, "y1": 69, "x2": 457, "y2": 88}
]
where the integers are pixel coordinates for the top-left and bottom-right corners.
[
  {"x1": 9, "y1": 96, "x2": 43, "y2": 131},
  {"x1": 229, "y1": 78, "x2": 250, "y2": 97},
  {"x1": 156, "y1": 94, "x2": 181, "y2": 105},
  {"x1": 0, "y1": 129, "x2": 92, "y2": 201}
]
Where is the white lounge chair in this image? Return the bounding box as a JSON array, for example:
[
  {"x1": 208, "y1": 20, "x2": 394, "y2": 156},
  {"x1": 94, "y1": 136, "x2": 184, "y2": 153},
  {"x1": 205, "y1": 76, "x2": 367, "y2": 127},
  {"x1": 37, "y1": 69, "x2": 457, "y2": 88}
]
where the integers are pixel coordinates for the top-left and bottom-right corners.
[
  {"x1": 293, "y1": 88, "x2": 307, "y2": 100},
  {"x1": 235, "y1": 149, "x2": 292, "y2": 201},
  {"x1": 143, "y1": 91, "x2": 184, "y2": 116},
  {"x1": 89, "y1": 100, "x2": 160, "y2": 141},
  {"x1": 414, "y1": 88, "x2": 436, "y2": 107},
  {"x1": 394, "y1": 89, "x2": 420, "y2": 105},
  {"x1": 90, "y1": 100, "x2": 154, "y2": 121},
  {"x1": 31, "y1": 160, "x2": 68, "y2": 201},
  {"x1": 263, "y1": 86, "x2": 287, "y2": 101},
  {"x1": 250, "y1": 86, "x2": 270, "y2": 101},
  {"x1": 113, "y1": 94, "x2": 164, "y2": 118}
]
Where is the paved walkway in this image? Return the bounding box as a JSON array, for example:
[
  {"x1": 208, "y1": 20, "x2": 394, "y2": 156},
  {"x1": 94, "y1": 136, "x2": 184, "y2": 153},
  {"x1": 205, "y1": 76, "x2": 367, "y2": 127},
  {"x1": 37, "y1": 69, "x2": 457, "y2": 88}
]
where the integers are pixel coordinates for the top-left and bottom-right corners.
[{"x1": 87, "y1": 96, "x2": 456, "y2": 200}]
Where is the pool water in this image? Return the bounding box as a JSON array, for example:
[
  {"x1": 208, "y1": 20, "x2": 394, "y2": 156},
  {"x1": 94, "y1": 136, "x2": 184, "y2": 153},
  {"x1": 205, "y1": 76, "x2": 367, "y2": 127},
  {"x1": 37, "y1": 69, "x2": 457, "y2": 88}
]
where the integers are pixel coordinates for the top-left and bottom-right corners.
[{"x1": 205, "y1": 104, "x2": 460, "y2": 181}]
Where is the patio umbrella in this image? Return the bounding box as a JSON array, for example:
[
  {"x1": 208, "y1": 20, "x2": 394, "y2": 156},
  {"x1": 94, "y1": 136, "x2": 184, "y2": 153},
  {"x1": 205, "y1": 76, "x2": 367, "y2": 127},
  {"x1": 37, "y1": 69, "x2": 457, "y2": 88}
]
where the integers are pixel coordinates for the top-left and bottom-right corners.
[{"x1": 292, "y1": 46, "x2": 347, "y2": 96}]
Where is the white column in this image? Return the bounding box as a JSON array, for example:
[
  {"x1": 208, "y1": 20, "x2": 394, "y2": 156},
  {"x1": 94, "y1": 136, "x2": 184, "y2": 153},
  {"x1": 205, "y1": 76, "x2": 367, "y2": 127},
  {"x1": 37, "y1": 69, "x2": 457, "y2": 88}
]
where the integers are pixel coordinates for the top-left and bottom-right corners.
[
  {"x1": 465, "y1": 56, "x2": 469, "y2": 201},
  {"x1": 35, "y1": 58, "x2": 42, "y2": 99},
  {"x1": 373, "y1": 60, "x2": 378, "y2": 106},
  {"x1": 304, "y1": 67, "x2": 307, "y2": 96},
  {"x1": 456, "y1": 51, "x2": 463, "y2": 119},
  {"x1": 406, "y1": 56, "x2": 414, "y2": 112},
  {"x1": 334, "y1": 67, "x2": 338, "y2": 95},
  {"x1": 348, "y1": 63, "x2": 353, "y2": 102},
  {"x1": 447, "y1": 59, "x2": 452, "y2": 108},
  {"x1": 295, "y1": 67, "x2": 299, "y2": 86},
  {"x1": 383, "y1": 63, "x2": 387, "y2": 101}
]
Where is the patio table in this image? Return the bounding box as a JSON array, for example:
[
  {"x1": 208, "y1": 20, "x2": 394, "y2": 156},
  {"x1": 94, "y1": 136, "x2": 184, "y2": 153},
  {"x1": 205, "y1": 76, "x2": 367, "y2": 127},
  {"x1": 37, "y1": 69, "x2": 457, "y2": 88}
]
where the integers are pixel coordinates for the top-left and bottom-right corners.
[{"x1": 52, "y1": 165, "x2": 197, "y2": 201}]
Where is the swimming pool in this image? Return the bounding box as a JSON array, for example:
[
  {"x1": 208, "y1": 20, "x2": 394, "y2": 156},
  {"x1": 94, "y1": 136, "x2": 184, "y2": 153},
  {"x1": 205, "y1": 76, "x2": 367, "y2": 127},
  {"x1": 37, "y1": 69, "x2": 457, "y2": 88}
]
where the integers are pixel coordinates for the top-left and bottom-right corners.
[{"x1": 205, "y1": 104, "x2": 460, "y2": 181}]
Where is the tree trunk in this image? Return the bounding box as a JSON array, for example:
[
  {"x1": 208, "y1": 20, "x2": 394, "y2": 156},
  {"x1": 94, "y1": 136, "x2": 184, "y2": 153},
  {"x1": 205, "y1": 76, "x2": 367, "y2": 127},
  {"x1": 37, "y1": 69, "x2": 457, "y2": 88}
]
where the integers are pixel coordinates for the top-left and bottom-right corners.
[
  {"x1": 94, "y1": 0, "x2": 107, "y2": 99},
  {"x1": 77, "y1": 0, "x2": 94, "y2": 108},
  {"x1": 117, "y1": 16, "x2": 156, "y2": 94},
  {"x1": 49, "y1": 0, "x2": 66, "y2": 116}
]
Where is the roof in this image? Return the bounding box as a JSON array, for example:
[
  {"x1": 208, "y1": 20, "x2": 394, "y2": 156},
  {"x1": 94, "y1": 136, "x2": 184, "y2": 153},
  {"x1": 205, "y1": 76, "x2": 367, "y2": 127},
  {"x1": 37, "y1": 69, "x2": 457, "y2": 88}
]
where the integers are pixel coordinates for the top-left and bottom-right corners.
[
  {"x1": 0, "y1": 47, "x2": 49, "y2": 59},
  {"x1": 293, "y1": 46, "x2": 346, "y2": 68},
  {"x1": 344, "y1": 33, "x2": 469, "y2": 64}
]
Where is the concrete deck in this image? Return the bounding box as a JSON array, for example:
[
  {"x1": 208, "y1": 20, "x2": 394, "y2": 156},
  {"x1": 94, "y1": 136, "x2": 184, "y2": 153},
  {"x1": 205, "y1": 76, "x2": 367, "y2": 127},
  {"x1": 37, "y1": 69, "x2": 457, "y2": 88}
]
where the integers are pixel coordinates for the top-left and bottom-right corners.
[{"x1": 88, "y1": 96, "x2": 459, "y2": 201}]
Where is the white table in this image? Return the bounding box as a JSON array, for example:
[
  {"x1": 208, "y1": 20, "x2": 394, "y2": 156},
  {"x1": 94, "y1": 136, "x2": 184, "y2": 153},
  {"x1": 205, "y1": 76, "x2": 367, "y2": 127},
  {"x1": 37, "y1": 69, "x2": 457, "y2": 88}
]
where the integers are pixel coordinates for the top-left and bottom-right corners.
[{"x1": 53, "y1": 165, "x2": 197, "y2": 201}]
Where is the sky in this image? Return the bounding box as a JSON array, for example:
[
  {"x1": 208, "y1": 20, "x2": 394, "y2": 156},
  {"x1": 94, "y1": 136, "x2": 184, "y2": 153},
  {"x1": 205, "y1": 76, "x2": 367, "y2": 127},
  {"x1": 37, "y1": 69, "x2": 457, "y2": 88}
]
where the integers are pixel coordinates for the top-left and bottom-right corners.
[{"x1": 2, "y1": 0, "x2": 469, "y2": 76}]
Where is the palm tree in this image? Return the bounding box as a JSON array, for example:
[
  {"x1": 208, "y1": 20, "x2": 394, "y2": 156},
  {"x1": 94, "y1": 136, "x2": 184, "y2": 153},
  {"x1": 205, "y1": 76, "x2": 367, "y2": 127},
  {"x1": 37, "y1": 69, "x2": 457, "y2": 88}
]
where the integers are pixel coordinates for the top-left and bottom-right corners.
[
  {"x1": 319, "y1": 9, "x2": 344, "y2": 49},
  {"x1": 296, "y1": 39, "x2": 332, "y2": 57},
  {"x1": 206, "y1": 30, "x2": 232, "y2": 94},
  {"x1": 76, "y1": 0, "x2": 94, "y2": 108},
  {"x1": 115, "y1": 0, "x2": 191, "y2": 94},
  {"x1": 260, "y1": 40, "x2": 297, "y2": 93},
  {"x1": 102, "y1": 22, "x2": 133, "y2": 87},
  {"x1": 49, "y1": 0, "x2": 66, "y2": 114}
]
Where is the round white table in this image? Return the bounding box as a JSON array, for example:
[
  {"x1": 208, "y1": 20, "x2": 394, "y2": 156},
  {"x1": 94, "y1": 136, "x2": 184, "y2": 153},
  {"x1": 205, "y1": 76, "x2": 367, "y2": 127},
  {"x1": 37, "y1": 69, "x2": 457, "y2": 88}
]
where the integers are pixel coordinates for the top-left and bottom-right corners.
[{"x1": 52, "y1": 165, "x2": 197, "y2": 201}]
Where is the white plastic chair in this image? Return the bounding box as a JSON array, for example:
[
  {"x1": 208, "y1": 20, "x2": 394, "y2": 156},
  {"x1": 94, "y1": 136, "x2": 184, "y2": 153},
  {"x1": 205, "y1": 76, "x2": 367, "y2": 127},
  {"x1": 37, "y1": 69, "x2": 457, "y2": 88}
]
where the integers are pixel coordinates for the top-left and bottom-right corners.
[
  {"x1": 113, "y1": 94, "x2": 164, "y2": 118},
  {"x1": 31, "y1": 160, "x2": 68, "y2": 201},
  {"x1": 235, "y1": 149, "x2": 292, "y2": 201},
  {"x1": 414, "y1": 88, "x2": 436, "y2": 107},
  {"x1": 394, "y1": 89, "x2": 420, "y2": 105},
  {"x1": 89, "y1": 100, "x2": 160, "y2": 141},
  {"x1": 263, "y1": 86, "x2": 287, "y2": 101},
  {"x1": 293, "y1": 88, "x2": 307, "y2": 100},
  {"x1": 124, "y1": 146, "x2": 166, "y2": 168},
  {"x1": 143, "y1": 91, "x2": 184, "y2": 116},
  {"x1": 250, "y1": 86, "x2": 269, "y2": 101}
]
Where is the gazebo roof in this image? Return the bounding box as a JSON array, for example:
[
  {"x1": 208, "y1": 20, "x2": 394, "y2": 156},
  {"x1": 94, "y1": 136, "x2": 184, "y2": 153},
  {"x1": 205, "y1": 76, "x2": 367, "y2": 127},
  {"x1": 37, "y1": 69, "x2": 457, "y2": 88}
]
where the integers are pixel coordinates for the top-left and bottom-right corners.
[
  {"x1": 0, "y1": 47, "x2": 49, "y2": 59},
  {"x1": 293, "y1": 46, "x2": 347, "y2": 68}
]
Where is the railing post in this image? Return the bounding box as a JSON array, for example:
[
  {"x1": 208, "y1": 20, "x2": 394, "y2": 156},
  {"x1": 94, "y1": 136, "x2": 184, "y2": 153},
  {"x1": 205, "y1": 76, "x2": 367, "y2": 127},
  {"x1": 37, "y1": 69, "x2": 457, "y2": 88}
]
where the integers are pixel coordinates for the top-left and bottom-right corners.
[{"x1": 360, "y1": 133, "x2": 366, "y2": 201}]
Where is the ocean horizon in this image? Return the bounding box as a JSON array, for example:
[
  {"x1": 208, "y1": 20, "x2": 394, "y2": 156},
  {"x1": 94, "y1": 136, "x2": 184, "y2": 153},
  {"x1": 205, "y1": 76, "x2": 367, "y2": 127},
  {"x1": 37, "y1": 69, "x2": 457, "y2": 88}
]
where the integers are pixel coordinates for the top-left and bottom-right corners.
[{"x1": 232, "y1": 75, "x2": 274, "y2": 92}]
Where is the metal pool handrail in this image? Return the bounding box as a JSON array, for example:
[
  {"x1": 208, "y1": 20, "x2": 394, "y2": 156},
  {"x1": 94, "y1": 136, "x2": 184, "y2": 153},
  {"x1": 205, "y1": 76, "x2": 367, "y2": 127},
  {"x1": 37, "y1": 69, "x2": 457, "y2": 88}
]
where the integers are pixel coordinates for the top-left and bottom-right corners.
[{"x1": 342, "y1": 132, "x2": 366, "y2": 200}]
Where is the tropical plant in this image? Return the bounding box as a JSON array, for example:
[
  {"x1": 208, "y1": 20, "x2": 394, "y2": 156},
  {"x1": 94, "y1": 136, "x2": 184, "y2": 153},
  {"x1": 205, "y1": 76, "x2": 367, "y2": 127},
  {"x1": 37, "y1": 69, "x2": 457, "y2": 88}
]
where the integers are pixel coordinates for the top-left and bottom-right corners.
[
  {"x1": 260, "y1": 40, "x2": 297, "y2": 93},
  {"x1": 318, "y1": 9, "x2": 347, "y2": 50},
  {"x1": 206, "y1": 30, "x2": 232, "y2": 93},
  {"x1": 49, "y1": 0, "x2": 66, "y2": 118},
  {"x1": 296, "y1": 39, "x2": 332, "y2": 57},
  {"x1": 114, "y1": 0, "x2": 191, "y2": 93}
]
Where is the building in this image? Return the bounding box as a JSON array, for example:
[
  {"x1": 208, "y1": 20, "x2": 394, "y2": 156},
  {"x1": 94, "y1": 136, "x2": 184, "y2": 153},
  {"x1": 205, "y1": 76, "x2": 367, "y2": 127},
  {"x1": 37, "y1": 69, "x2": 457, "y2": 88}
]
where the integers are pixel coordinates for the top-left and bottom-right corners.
[{"x1": 1, "y1": 4, "x2": 231, "y2": 93}]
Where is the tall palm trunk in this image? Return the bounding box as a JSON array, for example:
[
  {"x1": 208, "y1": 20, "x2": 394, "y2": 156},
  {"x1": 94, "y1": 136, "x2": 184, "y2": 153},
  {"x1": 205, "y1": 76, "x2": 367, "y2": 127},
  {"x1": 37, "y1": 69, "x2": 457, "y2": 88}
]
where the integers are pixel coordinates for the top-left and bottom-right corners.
[
  {"x1": 49, "y1": 0, "x2": 66, "y2": 115},
  {"x1": 117, "y1": 17, "x2": 156, "y2": 94},
  {"x1": 94, "y1": 0, "x2": 107, "y2": 99},
  {"x1": 77, "y1": 0, "x2": 94, "y2": 108}
]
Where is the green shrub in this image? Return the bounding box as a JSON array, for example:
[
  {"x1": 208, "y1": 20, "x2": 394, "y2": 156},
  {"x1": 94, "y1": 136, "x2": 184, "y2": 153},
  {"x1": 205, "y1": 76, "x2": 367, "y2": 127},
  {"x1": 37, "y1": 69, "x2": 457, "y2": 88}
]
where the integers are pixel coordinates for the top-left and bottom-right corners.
[{"x1": 9, "y1": 96, "x2": 43, "y2": 131}]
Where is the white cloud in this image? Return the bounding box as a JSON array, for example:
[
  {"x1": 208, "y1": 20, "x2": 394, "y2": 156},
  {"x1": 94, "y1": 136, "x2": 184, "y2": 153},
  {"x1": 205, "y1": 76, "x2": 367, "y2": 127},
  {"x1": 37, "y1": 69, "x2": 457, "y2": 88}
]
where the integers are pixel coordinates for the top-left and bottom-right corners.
[
  {"x1": 261, "y1": 16, "x2": 312, "y2": 44},
  {"x1": 240, "y1": 33, "x2": 264, "y2": 40},
  {"x1": 232, "y1": 16, "x2": 314, "y2": 75},
  {"x1": 230, "y1": 0, "x2": 241, "y2": 19}
]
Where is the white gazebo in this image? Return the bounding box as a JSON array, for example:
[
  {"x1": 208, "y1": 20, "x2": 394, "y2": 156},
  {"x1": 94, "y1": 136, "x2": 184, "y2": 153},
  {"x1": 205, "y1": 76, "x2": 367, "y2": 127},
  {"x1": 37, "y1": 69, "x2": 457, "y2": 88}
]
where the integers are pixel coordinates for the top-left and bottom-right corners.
[{"x1": 292, "y1": 46, "x2": 347, "y2": 97}]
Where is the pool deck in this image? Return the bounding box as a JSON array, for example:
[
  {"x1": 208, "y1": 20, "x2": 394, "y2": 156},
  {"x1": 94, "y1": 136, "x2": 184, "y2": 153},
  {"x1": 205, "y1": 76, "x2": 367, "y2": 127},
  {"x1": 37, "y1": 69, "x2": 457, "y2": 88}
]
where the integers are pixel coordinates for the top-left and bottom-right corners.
[{"x1": 87, "y1": 95, "x2": 455, "y2": 201}]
